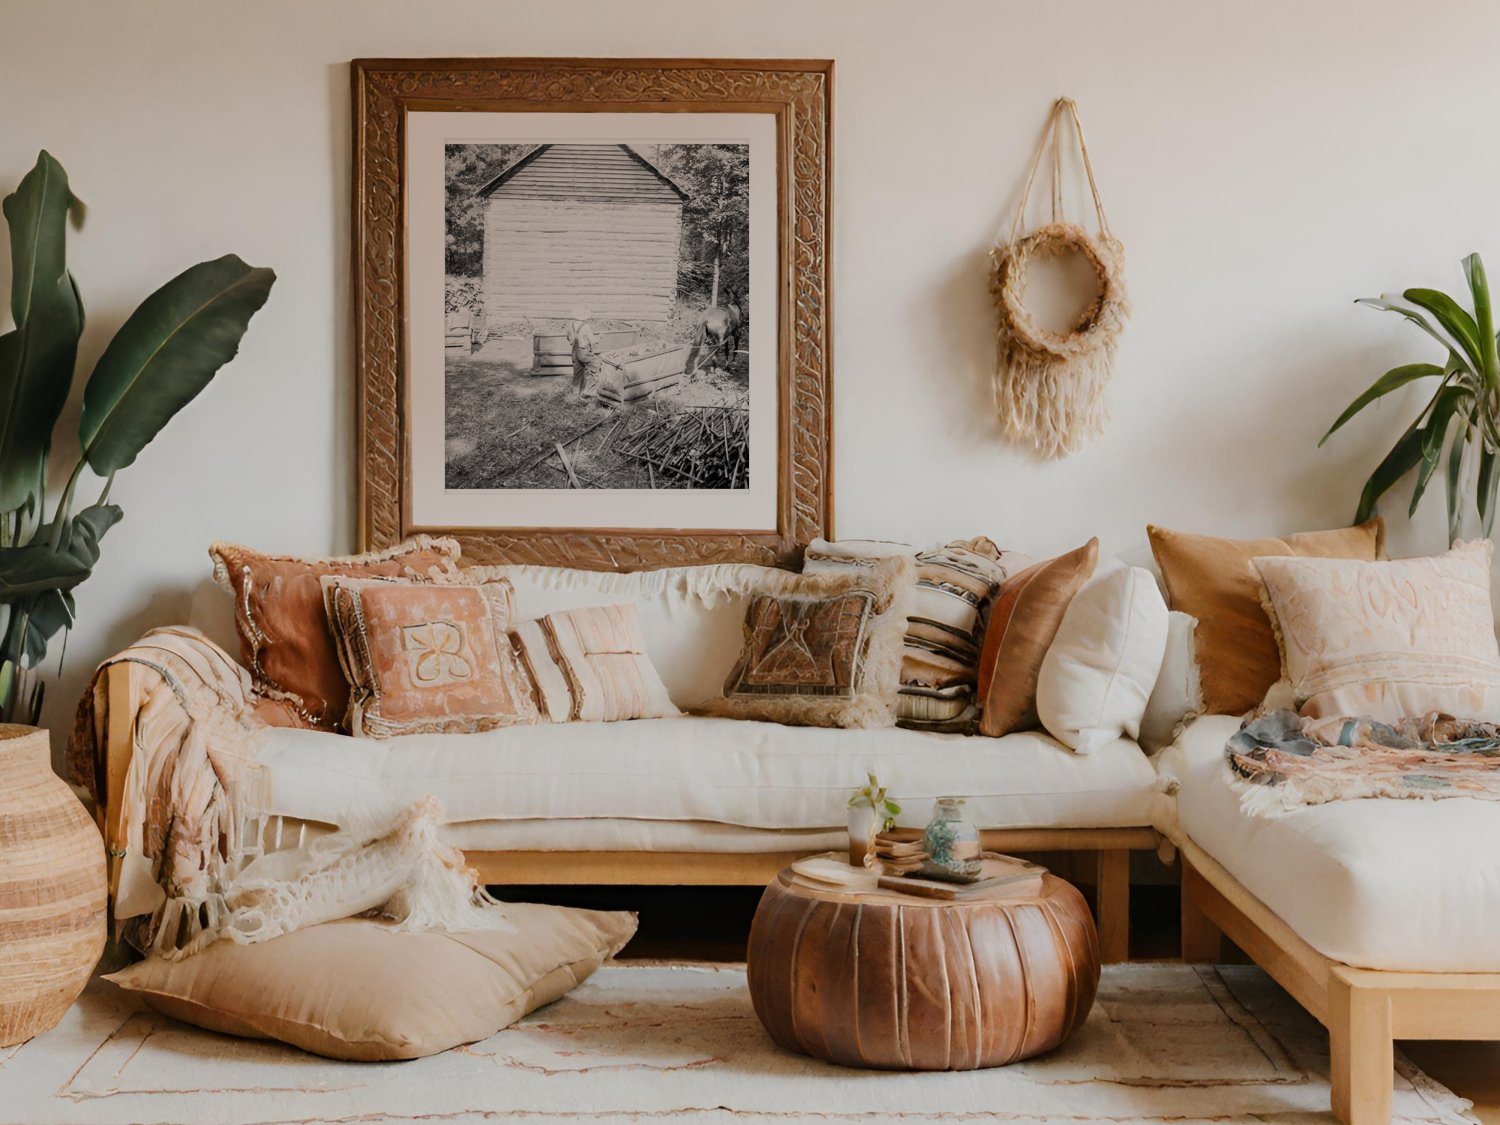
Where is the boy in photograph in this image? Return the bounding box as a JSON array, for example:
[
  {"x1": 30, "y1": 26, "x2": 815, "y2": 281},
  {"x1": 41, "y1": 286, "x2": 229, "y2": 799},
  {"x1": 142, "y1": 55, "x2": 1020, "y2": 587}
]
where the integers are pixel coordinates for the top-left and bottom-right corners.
[{"x1": 568, "y1": 305, "x2": 600, "y2": 400}]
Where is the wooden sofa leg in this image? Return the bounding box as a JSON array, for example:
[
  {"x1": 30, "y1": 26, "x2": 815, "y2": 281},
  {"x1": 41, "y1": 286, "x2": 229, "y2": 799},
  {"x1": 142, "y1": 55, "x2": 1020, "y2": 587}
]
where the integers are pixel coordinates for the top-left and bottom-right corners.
[
  {"x1": 1094, "y1": 848, "x2": 1129, "y2": 964},
  {"x1": 1179, "y1": 858, "x2": 1224, "y2": 963},
  {"x1": 1328, "y1": 968, "x2": 1393, "y2": 1125}
]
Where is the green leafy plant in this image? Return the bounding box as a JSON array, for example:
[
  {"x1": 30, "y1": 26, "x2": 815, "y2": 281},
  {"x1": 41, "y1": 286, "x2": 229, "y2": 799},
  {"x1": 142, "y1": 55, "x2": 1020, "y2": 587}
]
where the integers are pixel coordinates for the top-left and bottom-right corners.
[
  {"x1": 1323, "y1": 253, "x2": 1500, "y2": 543},
  {"x1": 847, "y1": 772, "x2": 901, "y2": 832},
  {"x1": 0, "y1": 151, "x2": 274, "y2": 724}
]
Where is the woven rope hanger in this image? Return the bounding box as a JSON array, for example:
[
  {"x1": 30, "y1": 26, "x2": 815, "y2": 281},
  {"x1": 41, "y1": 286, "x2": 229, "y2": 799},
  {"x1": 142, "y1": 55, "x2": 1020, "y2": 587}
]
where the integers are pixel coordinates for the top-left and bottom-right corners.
[{"x1": 990, "y1": 97, "x2": 1129, "y2": 461}]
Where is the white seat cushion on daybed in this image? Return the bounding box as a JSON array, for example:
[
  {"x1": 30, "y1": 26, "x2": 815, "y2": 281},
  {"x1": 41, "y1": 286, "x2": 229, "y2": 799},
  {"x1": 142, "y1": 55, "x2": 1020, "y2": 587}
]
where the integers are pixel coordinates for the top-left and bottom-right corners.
[
  {"x1": 248, "y1": 716, "x2": 1158, "y2": 839},
  {"x1": 1158, "y1": 714, "x2": 1500, "y2": 973}
]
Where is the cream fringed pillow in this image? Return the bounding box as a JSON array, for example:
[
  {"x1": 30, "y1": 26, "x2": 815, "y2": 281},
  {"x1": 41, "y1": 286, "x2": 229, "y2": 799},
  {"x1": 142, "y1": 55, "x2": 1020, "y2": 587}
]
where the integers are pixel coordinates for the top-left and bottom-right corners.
[
  {"x1": 323, "y1": 574, "x2": 539, "y2": 738},
  {"x1": 699, "y1": 555, "x2": 915, "y2": 729},
  {"x1": 510, "y1": 603, "x2": 679, "y2": 723},
  {"x1": 106, "y1": 905, "x2": 637, "y2": 1061},
  {"x1": 1254, "y1": 540, "x2": 1500, "y2": 722}
]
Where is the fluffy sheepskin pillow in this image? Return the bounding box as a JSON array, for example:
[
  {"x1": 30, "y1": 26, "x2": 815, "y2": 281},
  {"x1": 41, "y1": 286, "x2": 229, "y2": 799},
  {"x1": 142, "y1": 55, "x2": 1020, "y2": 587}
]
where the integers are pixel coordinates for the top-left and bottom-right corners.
[
  {"x1": 698, "y1": 555, "x2": 916, "y2": 729},
  {"x1": 1035, "y1": 564, "x2": 1169, "y2": 754},
  {"x1": 1254, "y1": 539, "x2": 1500, "y2": 722},
  {"x1": 105, "y1": 903, "x2": 637, "y2": 1061}
]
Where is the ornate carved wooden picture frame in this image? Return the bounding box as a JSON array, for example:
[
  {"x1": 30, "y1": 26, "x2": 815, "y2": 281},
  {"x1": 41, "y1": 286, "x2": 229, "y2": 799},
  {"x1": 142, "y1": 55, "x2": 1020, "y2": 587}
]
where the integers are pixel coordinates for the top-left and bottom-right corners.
[{"x1": 352, "y1": 58, "x2": 833, "y2": 569}]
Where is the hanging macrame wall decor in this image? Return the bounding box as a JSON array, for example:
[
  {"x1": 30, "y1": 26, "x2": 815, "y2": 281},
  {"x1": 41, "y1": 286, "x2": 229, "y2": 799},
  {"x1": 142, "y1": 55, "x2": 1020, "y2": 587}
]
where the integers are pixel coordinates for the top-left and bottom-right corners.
[{"x1": 991, "y1": 97, "x2": 1129, "y2": 460}]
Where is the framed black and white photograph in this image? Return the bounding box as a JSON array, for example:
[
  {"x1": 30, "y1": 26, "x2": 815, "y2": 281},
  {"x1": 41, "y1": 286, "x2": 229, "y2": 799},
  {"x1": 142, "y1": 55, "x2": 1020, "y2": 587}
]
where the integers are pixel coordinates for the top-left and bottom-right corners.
[{"x1": 353, "y1": 59, "x2": 833, "y2": 569}]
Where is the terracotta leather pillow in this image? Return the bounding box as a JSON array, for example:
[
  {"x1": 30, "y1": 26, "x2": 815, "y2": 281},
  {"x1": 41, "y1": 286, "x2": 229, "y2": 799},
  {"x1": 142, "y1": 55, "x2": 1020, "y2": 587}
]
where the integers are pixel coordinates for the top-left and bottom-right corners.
[
  {"x1": 977, "y1": 539, "x2": 1099, "y2": 738},
  {"x1": 210, "y1": 537, "x2": 461, "y2": 730},
  {"x1": 323, "y1": 575, "x2": 540, "y2": 738},
  {"x1": 1147, "y1": 518, "x2": 1385, "y2": 716},
  {"x1": 105, "y1": 904, "x2": 637, "y2": 1061}
]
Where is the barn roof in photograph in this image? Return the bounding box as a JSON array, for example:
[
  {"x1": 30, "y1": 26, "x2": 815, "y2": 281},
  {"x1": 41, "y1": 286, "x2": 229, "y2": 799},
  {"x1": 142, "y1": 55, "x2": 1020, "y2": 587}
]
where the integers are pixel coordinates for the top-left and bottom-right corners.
[{"x1": 476, "y1": 144, "x2": 688, "y2": 203}]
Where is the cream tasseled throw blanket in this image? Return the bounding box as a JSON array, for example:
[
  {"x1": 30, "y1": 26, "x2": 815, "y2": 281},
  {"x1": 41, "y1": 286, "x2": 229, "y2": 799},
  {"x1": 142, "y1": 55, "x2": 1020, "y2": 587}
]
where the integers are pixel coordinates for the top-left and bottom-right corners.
[
  {"x1": 1226, "y1": 708, "x2": 1500, "y2": 815},
  {"x1": 69, "y1": 627, "x2": 510, "y2": 959}
]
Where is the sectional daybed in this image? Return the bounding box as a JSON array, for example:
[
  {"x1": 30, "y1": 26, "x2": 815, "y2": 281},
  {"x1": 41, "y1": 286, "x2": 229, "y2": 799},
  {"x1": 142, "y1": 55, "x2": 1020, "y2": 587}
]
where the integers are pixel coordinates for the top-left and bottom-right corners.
[{"x1": 84, "y1": 530, "x2": 1500, "y2": 1125}]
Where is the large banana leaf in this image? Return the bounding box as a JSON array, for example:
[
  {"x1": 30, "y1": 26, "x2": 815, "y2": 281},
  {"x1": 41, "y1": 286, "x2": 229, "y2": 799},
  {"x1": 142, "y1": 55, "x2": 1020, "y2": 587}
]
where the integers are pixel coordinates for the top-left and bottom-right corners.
[
  {"x1": 0, "y1": 151, "x2": 83, "y2": 512},
  {"x1": 79, "y1": 254, "x2": 274, "y2": 473},
  {"x1": 1320, "y1": 362, "x2": 1442, "y2": 445},
  {"x1": 0, "y1": 542, "x2": 90, "y2": 598}
]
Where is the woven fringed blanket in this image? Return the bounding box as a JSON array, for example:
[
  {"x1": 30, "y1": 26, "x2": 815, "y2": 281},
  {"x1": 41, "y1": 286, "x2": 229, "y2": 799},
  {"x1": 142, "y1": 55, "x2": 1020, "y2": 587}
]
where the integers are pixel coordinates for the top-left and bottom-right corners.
[
  {"x1": 70, "y1": 628, "x2": 510, "y2": 959},
  {"x1": 1227, "y1": 708, "x2": 1500, "y2": 816}
]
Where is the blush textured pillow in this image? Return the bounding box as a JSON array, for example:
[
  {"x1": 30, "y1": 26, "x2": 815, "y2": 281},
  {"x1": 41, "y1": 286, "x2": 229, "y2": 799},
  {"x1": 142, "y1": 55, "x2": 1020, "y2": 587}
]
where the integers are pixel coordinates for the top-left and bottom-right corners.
[
  {"x1": 803, "y1": 537, "x2": 1026, "y2": 731},
  {"x1": 1035, "y1": 564, "x2": 1169, "y2": 754},
  {"x1": 977, "y1": 539, "x2": 1099, "y2": 738},
  {"x1": 322, "y1": 574, "x2": 539, "y2": 738},
  {"x1": 700, "y1": 555, "x2": 916, "y2": 729},
  {"x1": 1254, "y1": 540, "x2": 1500, "y2": 722},
  {"x1": 210, "y1": 537, "x2": 461, "y2": 729},
  {"x1": 104, "y1": 904, "x2": 637, "y2": 1061},
  {"x1": 1147, "y1": 519, "x2": 1385, "y2": 716},
  {"x1": 510, "y1": 603, "x2": 679, "y2": 723}
]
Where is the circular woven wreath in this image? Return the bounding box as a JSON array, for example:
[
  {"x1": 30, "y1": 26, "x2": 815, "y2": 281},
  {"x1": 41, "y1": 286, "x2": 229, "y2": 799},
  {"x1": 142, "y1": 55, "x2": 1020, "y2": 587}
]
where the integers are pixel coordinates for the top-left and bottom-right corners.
[{"x1": 990, "y1": 221, "x2": 1127, "y2": 360}]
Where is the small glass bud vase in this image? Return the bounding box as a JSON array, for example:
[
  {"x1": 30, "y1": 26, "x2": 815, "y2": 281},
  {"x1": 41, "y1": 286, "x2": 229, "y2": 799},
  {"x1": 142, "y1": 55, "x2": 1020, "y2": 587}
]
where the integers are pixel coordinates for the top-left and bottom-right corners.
[{"x1": 921, "y1": 797, "x2": 983, "y2": 882}]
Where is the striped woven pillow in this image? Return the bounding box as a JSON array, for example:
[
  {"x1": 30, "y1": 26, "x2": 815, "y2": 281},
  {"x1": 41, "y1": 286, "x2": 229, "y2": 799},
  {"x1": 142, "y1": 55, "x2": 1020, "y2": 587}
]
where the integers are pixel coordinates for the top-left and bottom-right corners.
[{"x1": 803, "y1": 538, "x2": 1025, "y2": 732}]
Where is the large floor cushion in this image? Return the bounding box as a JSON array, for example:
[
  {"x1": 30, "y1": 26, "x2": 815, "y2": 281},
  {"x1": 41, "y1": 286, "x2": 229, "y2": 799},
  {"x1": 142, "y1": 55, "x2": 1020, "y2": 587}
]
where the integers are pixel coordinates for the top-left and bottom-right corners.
[
  {"x1": 249, "y1": 717, "x2": 1159, "y2": 834},
  {"x1": 1159, "y1": 715, "x2": 1500, "y2": 972}
]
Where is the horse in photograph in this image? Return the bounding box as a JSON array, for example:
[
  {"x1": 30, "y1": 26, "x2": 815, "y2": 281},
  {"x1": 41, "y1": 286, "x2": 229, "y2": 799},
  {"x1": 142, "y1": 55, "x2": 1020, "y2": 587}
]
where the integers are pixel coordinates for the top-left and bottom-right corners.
[{"x1": 687, "y1": 290, "x2": 743, "y2": 377}]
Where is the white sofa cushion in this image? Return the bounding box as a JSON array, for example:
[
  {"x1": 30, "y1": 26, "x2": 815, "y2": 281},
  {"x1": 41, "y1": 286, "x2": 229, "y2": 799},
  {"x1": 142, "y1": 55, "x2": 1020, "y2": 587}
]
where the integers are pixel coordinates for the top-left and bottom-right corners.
[
  {"x1": 1158, "y1": 714, "x2": 1500, "y2": 972},
  {"x1": 249, "y1": 716, "x2": 1158, "y2": 834},
  {"x1": 1035, "y1": 564, "x2": 1168, "y2": 754}
]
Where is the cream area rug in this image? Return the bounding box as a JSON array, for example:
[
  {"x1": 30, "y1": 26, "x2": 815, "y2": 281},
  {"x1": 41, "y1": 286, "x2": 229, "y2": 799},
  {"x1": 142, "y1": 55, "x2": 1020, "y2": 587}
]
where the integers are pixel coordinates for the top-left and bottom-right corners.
[{"x1": 0, "y1": 963, "x2": 1474, "y2": 1124}]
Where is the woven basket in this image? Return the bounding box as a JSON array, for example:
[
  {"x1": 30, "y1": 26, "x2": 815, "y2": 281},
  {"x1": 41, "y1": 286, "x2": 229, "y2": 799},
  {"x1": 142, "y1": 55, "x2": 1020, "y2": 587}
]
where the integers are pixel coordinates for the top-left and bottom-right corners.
[{"x1": 0, "y1": 724, "x2": 106, "y2": 1046}]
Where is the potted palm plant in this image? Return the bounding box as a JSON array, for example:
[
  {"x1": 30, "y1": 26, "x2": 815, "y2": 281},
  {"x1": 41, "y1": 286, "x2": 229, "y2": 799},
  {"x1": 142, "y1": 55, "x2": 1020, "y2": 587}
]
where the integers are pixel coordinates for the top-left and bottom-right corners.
[
  {"x1": 0, "y1": 150, "x2": 272, "y2": 1045},
  {"x1": 1323, "y1": 253, "x2": 1500, "y2": 543},
  {"x1": 0, "y1": 151, "x2": 274, "y2": 724}
]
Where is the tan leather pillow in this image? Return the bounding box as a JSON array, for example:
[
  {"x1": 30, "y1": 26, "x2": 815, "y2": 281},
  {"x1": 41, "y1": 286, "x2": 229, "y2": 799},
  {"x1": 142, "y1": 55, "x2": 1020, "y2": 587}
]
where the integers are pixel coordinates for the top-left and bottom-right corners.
[
  {"x1": 210, "y1": 537, "x2": 461, "y2": 729},
  {"x1": 104, "y1": 904, "x2": 637, "y2": 1061},
  {"x1": 977, "y1": 539, "x2": 1099, "y2": 737},
  {"x1": 1147, "y1": 518, "x2": 1385, "y2": 716},
  {"x1": 323, "y1": 575, "x2": 540, "y2": 737}
]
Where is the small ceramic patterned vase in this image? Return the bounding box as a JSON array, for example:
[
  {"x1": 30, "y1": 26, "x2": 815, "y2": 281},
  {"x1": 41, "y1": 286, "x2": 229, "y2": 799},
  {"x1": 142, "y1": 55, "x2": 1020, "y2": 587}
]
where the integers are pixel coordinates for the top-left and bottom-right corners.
[{"x1": 921, "y1": 797, "x2": 983, "y2": 882}]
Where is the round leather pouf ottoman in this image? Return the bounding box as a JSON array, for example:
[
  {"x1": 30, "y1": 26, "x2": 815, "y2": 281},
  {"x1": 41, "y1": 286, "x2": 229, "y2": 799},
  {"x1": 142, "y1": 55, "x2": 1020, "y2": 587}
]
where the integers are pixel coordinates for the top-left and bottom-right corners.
[{"x1": 747, "y1": 867, "x2": 1100, "y2": 1070}]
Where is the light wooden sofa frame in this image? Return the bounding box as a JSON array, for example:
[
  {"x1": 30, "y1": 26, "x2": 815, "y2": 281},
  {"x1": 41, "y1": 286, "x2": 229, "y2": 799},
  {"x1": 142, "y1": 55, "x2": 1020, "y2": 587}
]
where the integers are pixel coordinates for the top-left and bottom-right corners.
[
  {"x1": 1178, "y1": 835, "x2": 1500, "y2": 1125},
  {"x1": 99, "y1": 661, "x2": 1156, "y2": 963}
]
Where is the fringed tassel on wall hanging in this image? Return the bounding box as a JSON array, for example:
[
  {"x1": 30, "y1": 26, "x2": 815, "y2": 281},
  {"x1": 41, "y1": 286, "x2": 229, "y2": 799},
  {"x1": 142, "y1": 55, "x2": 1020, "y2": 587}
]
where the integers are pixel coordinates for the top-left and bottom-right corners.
[{"x1": 991, "y1": 97, "x2": 1129, "y2": 460}]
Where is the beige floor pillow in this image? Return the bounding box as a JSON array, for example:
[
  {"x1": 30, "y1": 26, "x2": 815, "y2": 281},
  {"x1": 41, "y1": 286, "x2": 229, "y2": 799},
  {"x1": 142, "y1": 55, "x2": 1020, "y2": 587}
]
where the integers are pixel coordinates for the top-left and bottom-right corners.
[{"x1": 105, "y1": 902, "x2": 636, "y2": 1061}]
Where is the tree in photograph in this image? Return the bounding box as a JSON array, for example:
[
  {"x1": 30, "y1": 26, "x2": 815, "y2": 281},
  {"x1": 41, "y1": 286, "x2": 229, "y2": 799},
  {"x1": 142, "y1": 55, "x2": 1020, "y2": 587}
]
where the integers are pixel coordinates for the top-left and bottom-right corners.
[
  {"x1": 445, "y1": 144, "x2": 528, "y2": 277},
  {"x1": 654, "y1": 144, "x2": 749, "y2": 311}
]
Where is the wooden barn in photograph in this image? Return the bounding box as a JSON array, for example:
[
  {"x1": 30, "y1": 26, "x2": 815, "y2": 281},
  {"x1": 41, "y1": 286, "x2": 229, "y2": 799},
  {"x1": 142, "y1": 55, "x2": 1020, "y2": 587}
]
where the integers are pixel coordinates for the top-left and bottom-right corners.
[{"x1": 478, "y1": 144, "x2": 686, "y2": 322}]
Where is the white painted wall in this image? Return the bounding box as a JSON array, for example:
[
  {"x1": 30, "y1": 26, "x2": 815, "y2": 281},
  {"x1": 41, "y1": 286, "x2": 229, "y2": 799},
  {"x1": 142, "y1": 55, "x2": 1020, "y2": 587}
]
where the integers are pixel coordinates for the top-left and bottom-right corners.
[{"x1": 1, "y1": 0, "x2": 1496, "y2": 746}]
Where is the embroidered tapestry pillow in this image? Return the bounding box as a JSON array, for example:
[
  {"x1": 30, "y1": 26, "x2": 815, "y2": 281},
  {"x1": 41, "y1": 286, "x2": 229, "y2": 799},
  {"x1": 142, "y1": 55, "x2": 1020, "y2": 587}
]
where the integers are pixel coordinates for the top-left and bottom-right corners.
[
  {"x1": 977, "y1": 538, "x2": 1099, "y2": 738},
  {"x1": 700, "y1": 555, "x2": 915, "y2": 729},
  {"x1": 105, "y1": 904, "x2": 637, "y2": 1061},
  {"x1": 1254, "y1": 539, "x2": 1500, "y2": 723},
  {"x1": 803, "y1": 538, "x2": 1024, "y2": 731},
  {"x1": 509, "y1": 603, "x2": 679, "y2": 723},
  {"x1": 323, "y1": 574, "x2": 539, "y2": 738},
  {"x1": 210, "y1": 537, "x2": 461, "y2": 730},
  {"x1": 1147, "y1": 519, "x2": 1385, "y2": 717}
]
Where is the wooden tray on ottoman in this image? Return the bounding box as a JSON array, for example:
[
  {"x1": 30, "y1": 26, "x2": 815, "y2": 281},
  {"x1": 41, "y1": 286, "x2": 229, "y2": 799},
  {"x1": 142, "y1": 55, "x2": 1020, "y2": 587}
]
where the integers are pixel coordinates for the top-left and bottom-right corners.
[{"x1": 747, "y1": 860, "x2": 1099, "y2": 1070}]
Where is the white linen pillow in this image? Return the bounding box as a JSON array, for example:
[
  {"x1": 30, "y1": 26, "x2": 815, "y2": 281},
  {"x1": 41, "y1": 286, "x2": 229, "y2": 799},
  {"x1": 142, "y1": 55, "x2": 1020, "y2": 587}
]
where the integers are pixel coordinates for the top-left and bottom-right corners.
[
  {"x1": 1138, "y1": 611, "x2": 1202, "y2": 751},
  {"x1": 1036, "y1": 564, "x2": 1169, "y2": 754},
  {"x1": 1254, "y1": 540, "x2": 1500, "y2": 722}
]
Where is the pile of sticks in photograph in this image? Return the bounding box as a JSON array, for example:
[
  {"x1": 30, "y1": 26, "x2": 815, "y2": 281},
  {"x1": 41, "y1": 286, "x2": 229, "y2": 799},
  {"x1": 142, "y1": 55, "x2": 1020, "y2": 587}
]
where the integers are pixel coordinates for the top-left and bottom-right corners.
[{"x1": 532, "y1": 395, "x2": 749, "y2": 490}]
